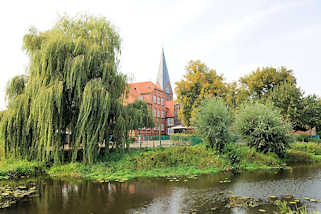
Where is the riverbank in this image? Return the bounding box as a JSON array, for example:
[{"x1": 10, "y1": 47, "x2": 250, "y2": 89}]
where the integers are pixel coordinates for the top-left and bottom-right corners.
[{"x1": 1, "y1": 142, "x2": 321, "y2": 182}]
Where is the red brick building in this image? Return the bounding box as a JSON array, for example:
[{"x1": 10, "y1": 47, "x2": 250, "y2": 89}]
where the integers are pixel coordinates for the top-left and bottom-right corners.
[{"x1": 126, "y1": 49, "x2": 177, "y2": 136}]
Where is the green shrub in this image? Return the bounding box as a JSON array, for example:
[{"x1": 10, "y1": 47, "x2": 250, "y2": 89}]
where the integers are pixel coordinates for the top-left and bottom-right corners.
[
  {"x1": 0, "y1": 160, "x2": 45, "y2": 179},
  {"x1": 290, "y1": 142, "x2": 321, "y2": 155},
  {"x1": 127, "y1": 145, "x2": 225, "y2": 170},
  {"x1": 296, "y1": 134, "x2": 311, "y2": 142},
  {"x1": 234, "y1": 102, "x2": 291, "y2": 158},
  {"x1": 224, "y1": 143, "x2": 241, "y2": 166},
  {"x1": 239, "y1": 146, "x2": 281, "y2": 167},
  {"x1": 192, "y1": 97, "x2": 233, "y2": 153},
  {"x1": 309, "y1": 138, "x2": 321, "y2": 143}
]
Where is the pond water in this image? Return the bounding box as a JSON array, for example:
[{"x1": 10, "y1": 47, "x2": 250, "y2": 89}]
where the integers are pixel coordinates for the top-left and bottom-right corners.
[{"x1": 1, "y1": 165, "x2": 321, "y2": 214}]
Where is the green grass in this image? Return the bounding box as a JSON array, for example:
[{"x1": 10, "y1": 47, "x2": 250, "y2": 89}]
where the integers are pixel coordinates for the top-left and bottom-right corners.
[
  {"x1": 290, "y1": 142, "x2": 321, "y2": 155},
  {"x1": 48, "y1": 145, "x2": 287, "y2": 181},
  {"x1": 0, "y1": 159, "x2": 45, "y2": 180},
  {"x1": 1, "y1": 142, "x2": 321, "y2": 182}
]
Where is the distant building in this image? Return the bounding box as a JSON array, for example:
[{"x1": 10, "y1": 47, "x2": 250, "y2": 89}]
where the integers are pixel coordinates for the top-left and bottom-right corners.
[{"x1": 126, "y1": 49, "x2": 180, "y2": 136}]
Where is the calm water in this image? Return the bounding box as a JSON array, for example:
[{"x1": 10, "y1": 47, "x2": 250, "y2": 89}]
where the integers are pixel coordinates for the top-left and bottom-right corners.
[{"x1": 1, "y1": 165, "x2": 321, "y2": 214}]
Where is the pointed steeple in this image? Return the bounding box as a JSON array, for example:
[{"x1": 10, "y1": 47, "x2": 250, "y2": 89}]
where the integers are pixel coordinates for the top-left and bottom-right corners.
[{"x1": 156, "y1": 48, "x2": 173, "y2": 101}]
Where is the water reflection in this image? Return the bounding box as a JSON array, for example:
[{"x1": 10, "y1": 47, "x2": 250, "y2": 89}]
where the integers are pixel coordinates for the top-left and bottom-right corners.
[{"x1": 1, "y1": 165, "x2": 321, "y2": 214}]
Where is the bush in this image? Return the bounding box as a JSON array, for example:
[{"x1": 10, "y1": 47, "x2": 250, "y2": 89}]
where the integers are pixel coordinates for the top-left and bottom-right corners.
[
  {"x1": 290, "y1": 142, "x2": 321, "y2": 155},
  {"x1": 239, "y1": 146, "x2": 281, "y2": 167},
  {"x1": 224, "y1": 143, "x2": 241, "y2": 166},
  {"x1": 234, "y1": 102, "x2": 291, "y2": 158},
  {"x1": 296, "y1": 134, "x2": 311, "y2": 142},
  {"x1": 192, "y1": 98, "x2": 233, "y2": 153}
]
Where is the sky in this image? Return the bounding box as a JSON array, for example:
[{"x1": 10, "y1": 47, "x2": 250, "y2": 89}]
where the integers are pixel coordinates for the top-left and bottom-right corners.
[{"x1": 0, "y1": 0, "x2": 321, "y2": 110}]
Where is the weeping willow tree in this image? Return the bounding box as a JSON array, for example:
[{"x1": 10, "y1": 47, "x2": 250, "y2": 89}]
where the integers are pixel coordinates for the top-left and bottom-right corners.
[{"x1": 0, "y1": 15, "x2": 154, "y2": 164}]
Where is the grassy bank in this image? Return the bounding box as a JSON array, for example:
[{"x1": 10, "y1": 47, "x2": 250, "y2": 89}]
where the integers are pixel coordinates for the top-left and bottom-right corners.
[
  {"x1": 47, "y1": 142, "x2": 321, "y2": 181},
  {"x1": 1, "y1": 142, "x2": 321, "y2": 182},
  {"x1": 0, "y1": 160, "x2": 45, "y2": 180}
]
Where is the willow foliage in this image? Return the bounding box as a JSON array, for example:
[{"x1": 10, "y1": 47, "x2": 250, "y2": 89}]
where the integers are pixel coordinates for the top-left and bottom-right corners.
[{"x1": 1, "y1": 15, "x2": 153, "y2": 164}]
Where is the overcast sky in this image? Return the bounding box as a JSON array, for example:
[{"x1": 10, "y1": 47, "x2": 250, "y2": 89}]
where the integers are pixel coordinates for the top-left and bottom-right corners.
[{"x1": 1, "y1": 0, "x2": 321, "y2": 110}]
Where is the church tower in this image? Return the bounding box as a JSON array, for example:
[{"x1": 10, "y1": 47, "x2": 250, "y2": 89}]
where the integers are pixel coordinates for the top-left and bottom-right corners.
[{"x1": 156, "y1": 48, "x2": 173, "y2": 101}]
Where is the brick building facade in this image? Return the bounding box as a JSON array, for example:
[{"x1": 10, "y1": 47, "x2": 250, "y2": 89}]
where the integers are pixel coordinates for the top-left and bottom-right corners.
[{"x1": 126, "y1": 49, "x2": 177, "y2": 136}]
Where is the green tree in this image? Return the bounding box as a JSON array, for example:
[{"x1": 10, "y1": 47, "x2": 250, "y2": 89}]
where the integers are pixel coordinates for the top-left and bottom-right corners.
[
  {"x1": 0, "y1": 15, "x2": 153, "y2": 164},
  {"x1": 225, "y1": 81, "x2": 250, "y2": 110},
  {"x1": 267, "y1": 82, "x2": 305, "y2": 130},
  {"x1": 234, "y1": 102, "x2": 291, "y2": 157},
  {"x1": 301, "y1": 95, "x2": 321, "y2": 134},
  {"x1": 240, "y1": 66, "x2": 296, "y2": 100},
  {"x1": 175, "y1": 60, "x2": 227, "y2": 126},
  {"x1": 192, "y1": 97, "x2": 232, "y2": 153},
  {"x1": 267, "y1": 83, "x2": 321, "y2": 132}
]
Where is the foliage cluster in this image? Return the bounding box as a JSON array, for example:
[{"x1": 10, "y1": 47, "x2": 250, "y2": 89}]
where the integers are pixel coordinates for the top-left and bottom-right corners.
[
  {"x1": 0, "y1": 15, "x2": 154, "y2": 164},
  {"x1": 175, "y1": 60, "x2": 228, "y2": 126},
  {"x1": 192, "y1": 98, "x2": 232, "y2": 153},
  {"x1": 290, "y1": 142, "x2": 321, "y2": 156},
  {"x1": 127, "y1": 146, "x2": 226, "y2": 170},
  {"x1": 238, "y1": 146, "x2": 282, "y2": 168},
  {"x1": 234, "y1": 103, "x2": 291, "y2": 157},
  {"x1": 0, "y1": 160, "x2": 45, "y2": 180},
  {"x1": 223, "y1": 143, "x2": 241, "y2": 166},
  {"x1": 239, "y1": 67, "x2": 296, "y2": 100},
  {"x1": 295, "y1": 134, "x2": 312, "y2": 142},
  {"x1": 268, "y1": 83, "x2": 321, "y2": 131},
  {"x1": 175, "y1": 61, "x2": 321, "y2": 133}
]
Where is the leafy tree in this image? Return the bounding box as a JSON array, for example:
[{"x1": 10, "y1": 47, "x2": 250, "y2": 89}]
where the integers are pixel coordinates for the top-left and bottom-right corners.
[
  {"x1": 301, "y1": 95, "x2": 321, "y2": 134},
  {"x1": 267, "y1": 82, "x2": 305, "y2": 130},
  {"x1": 234, "y1": 102, "x2": 291, "y2": 157},
  {"x1": 267, "y1": 83, "x2": 321, "y2": 132},
  {"x1": 240, "y1": 66, "x2": 296, "y2": 100},
  {"x1": 192, "y1": 97, "x2": 232, "y2": 153},
  {"x1": 225, "y1": 81, "x2": 250, "y2": 110},
  {"x1": 175, "y1": 60, "x2": 227, "y2": 126},
  {"x1": 0, "y1": 15, "x2": 153, "y2": 164}
]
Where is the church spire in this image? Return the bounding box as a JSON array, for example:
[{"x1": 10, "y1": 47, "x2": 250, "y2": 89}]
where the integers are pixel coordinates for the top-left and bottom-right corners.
[{"x1": 156, "y1": 48, "x2": 173, "y2": 101}]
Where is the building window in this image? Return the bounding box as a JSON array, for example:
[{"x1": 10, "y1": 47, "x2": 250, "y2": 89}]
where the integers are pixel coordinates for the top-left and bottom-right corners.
[
  {"x1": 138, "y1": 96, "x2": 144, "y2": 101},
  {"x1": 161, "y1": 123, "x2": 165, "y2": 131},
  {"x1": 157, "y1": 96, "x2": 160, "y2": 105},
  {"x1": 153, "y1": 95, "x2": 156, "y2": 104},
  {"x1": 153, "y1": 109, "x2": 156, "y2": 118},
  {"x1": 161, "y1": 111, "x2": 164, "y2": 119},
  {"x1": 157, "y1": 109, "x2": 160, "y2": 118},
  {"x1": 161, "y1": 98, "x2": 164, "y2": 106},
  {"x1": 168, "y1": 118, "x2": 174, "y2": 126}
]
